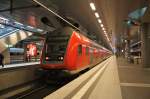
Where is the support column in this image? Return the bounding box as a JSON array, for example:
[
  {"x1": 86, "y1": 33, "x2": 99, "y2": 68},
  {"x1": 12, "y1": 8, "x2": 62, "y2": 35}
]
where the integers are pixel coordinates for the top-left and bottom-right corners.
[
  {"x1": 141, "y1": 23, "x2": 150, "y2": 67},
  {"x1": 124, "y1": 26, "x2": 130, "y2": 59},
  {"x1": 2, "y1": 49, "x2": 10, "y2": 64}
]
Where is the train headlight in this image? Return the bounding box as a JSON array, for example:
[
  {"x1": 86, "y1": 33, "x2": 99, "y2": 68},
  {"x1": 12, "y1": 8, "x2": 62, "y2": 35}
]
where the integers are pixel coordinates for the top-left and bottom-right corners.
[
  {"x1": 46, "y1": 57, "x2": 49, "y2": 60},
  {"x1": 60, "y1": 57, "x2": 63, "y2": 60}
]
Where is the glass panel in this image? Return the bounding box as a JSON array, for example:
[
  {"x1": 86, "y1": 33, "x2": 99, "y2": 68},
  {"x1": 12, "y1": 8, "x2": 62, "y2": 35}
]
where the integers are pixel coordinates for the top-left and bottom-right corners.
[
  {"x1": 45, "y1": 34, "x2": 70, "y2": 62},
  {"x1": 0, "y1": 24, "x2": 18, "y2": 38},
  {"x1": 86, "y1": 47, "x2": 89, "y2": 55},
  {"x1": 78, "y1": 45, "x2": 82, "y2": 55}
]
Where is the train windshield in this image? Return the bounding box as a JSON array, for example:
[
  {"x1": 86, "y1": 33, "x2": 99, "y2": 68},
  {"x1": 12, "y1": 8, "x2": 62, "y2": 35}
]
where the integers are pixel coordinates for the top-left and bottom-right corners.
[{"x1": 44, "y1": 34, "x2": 70, "y2": 62}]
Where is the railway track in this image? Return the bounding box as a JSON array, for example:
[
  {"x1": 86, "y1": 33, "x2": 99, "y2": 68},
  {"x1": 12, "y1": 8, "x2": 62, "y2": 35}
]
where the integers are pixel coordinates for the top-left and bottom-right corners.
[
  {"x1": 8, "y1": 77, "x2": 74, "y2": 99},
  {"x1": 8, "y1": 83, "x2": 63, "y2": 99}
]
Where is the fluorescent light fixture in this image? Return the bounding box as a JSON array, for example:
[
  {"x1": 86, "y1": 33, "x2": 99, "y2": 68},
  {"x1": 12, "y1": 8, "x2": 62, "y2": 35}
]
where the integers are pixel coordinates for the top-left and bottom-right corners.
[
  {"x1": 107, "y1": 37, "x2": 109, "y2": 40},
  {"x1": 100, "y1": 24, "x2": 104, "y2": 27},
  {"x1": 0, "y1": 16, "x2": 8, "y2": 21},
  {"x1": 0, "y1": 24, "x2": 4, "y2": 28},
  {"x1": 95, "y1": 12, "x2": 99, "y2": 18},
  {"x1": 14, "y1": 22, "x2": 23, "y2": 25},
  {"x1": 27, "y1": 26, "x2": 34, "y2": 29},
  {"x1": 98, "y1": 19, "x2": 102, "y2": 23},
  {"x1": 102, "y1": 27, "x2": 105, "y2": 30},
  {"x1": 90, "y1": 3, "x2": 96, "y2": 11},
  {"x1": 37, "y1": 29, "x2": 43, "y2": 32}
]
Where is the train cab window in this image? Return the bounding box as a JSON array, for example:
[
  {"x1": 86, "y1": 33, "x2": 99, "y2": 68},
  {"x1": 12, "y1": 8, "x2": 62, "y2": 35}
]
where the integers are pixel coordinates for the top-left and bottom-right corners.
[
  {"x1": 86, "y1": 47, "x2": 89, "y2": 55},
  {"x1": 78, "y1": 45, "x2": 82, "y2": 55}
]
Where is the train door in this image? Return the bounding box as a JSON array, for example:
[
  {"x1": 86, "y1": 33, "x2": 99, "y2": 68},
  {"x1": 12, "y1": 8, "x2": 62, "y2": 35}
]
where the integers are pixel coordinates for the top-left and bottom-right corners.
[
  {"x1": 76, "y1": 44, "x2": 83, "y2": 67},
  {"x1": 82, "y1": 45, "x2": 89, "y2": 66},
  {"x1": 85, "y1": 46, "x2": 90, "y2": 65},
  {"x1": 89, "y1": 47, "x2": 94, "y2": 65}
]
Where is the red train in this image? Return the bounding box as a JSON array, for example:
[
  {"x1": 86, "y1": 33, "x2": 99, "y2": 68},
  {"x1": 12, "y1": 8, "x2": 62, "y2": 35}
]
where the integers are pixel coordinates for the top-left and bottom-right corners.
[{"x1": 40, "y1": 27, "x2": 111, "y2": 76}]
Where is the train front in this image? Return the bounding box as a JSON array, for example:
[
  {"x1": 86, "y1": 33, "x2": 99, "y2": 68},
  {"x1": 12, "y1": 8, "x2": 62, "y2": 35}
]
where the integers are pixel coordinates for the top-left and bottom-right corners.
[{"x1": 40, "y1": 28, "x2": 72, "y2": 70}]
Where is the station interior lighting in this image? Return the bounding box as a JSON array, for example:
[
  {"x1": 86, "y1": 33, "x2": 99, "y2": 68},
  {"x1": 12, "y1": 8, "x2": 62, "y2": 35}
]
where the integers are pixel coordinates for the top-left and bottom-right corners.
[
  {"x1": 27, "y1": 26, "x2": 34, "y2": 29},
  {"x1": 98, "y1": 19, "x2": 102, "y2": 23},
  {"x1": 95, "y1": 12, "x2": 99, "y2": 18},
  {"x1": 89, "y1": 2, "x2": 112, "y2": 47},
  {"x1": 102, "y1": 27, "x2": 105, "y2": 30},
  {"x1": 37, "y1": 29, "x2": 43, "y2": 32},
  {"x1": 90, "y1": 3, "x2": 96, "y2": 11},
  {"x1": 100, "y1": 24, "x2": 104, "y2": 28},
  {"x1": 14, "y1": 22, "x2": 23, "y2": 26},
  {"x1": 0, "y1": 16, "x2": 8, "y2": 21}
]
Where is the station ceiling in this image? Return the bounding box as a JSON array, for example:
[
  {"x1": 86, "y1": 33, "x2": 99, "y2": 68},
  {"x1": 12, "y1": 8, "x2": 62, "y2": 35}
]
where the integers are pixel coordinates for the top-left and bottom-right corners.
[{"x1": 0, "y1": 0, "x2": 149, "y2": 49}]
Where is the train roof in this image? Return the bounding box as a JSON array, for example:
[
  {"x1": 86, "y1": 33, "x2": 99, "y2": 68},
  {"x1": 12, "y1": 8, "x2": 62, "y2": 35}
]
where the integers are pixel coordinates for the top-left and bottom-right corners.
[
  {"x1": 46, "y1": 27, "x2": 111, "y2": 53},
  {"x1": 46, "y1": 27, "x2": 74, "y2": 37}
]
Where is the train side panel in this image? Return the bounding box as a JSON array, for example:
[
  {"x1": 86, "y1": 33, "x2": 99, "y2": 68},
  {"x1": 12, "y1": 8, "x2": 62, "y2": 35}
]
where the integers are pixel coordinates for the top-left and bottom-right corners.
[{"x1": 40, "y1": 27, "x2": 112, "y2": 74}]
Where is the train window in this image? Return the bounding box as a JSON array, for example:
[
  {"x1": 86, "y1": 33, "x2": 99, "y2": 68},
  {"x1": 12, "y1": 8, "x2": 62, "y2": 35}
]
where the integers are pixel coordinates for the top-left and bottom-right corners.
[
  {"x1": 86, "y1": 47, "x2": 89, "y2": 55},
  {"x1": 78, "y1": 45, "x2": 82, "y2": 55}
]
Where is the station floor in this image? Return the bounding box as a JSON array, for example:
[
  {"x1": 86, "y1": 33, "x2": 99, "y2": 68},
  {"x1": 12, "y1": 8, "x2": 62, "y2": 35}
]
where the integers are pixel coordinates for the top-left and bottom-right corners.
[
  {"x1": 45, "y1": 56, "x2": 150, "y2": 99},
  {"x1": 117, "y1": 56, "x2": 150, "y2": 99},
  {"x1": 1, "y1": 56, "x2": 150, "y2": 99}
]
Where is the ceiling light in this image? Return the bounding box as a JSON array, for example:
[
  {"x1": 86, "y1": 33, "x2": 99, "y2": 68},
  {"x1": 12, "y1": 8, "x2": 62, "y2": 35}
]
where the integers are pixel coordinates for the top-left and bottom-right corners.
[
  {"x1": 100, "y1": 24, "x2": 104, "y2": 27},
  {"x1": 90, "y1": 3, "x2": 96, "y2": 11},
  {"x1": 98, "y1": 19, "x2": 102, "y2": 23},
  {"x1": 0, "y1": 16, "x2": 8, "y2": 21},
  {"x1": 27, "y1": 26, "x2": 34, "y2": 29},
  {"x1": 102, "y1": 27, "x2": 105, "y2": 30},
  {"x1": 95, "y1": 12, "x2": 99, "y2": 18},
  {"x1": 14, "y1": 22, "x2": 23, "y2": 26},
  {"x1": 107, "y1": 37, "x2": 109, "y2": 40},
  {"x1": 37, "y1": 29, "x2": 43, "y2": 32}
]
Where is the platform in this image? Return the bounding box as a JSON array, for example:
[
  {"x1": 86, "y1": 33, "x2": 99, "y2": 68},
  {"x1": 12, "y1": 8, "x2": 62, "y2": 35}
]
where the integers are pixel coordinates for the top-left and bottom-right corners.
[
  {"x1": 117, "y1": 57, "x2": 150, "y2": 99},
  {"x1": 44, "y1": 56, "x2": 122, "y2": 99},
  {"x1": 44, "y1": 56, "x2": 150, "y2": 99}
]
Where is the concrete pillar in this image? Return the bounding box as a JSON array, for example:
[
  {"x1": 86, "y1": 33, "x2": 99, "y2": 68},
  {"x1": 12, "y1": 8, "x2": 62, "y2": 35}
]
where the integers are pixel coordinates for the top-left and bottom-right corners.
[
  {"x1": 141, "y1": 23, "x2": 150, "y2": 67},
  {"x1": 125, "y1": 40, "x2": 130, "y2": 58},
  {"x1": 124, "y1": 26, "x2": 130, "y2": 59}
]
